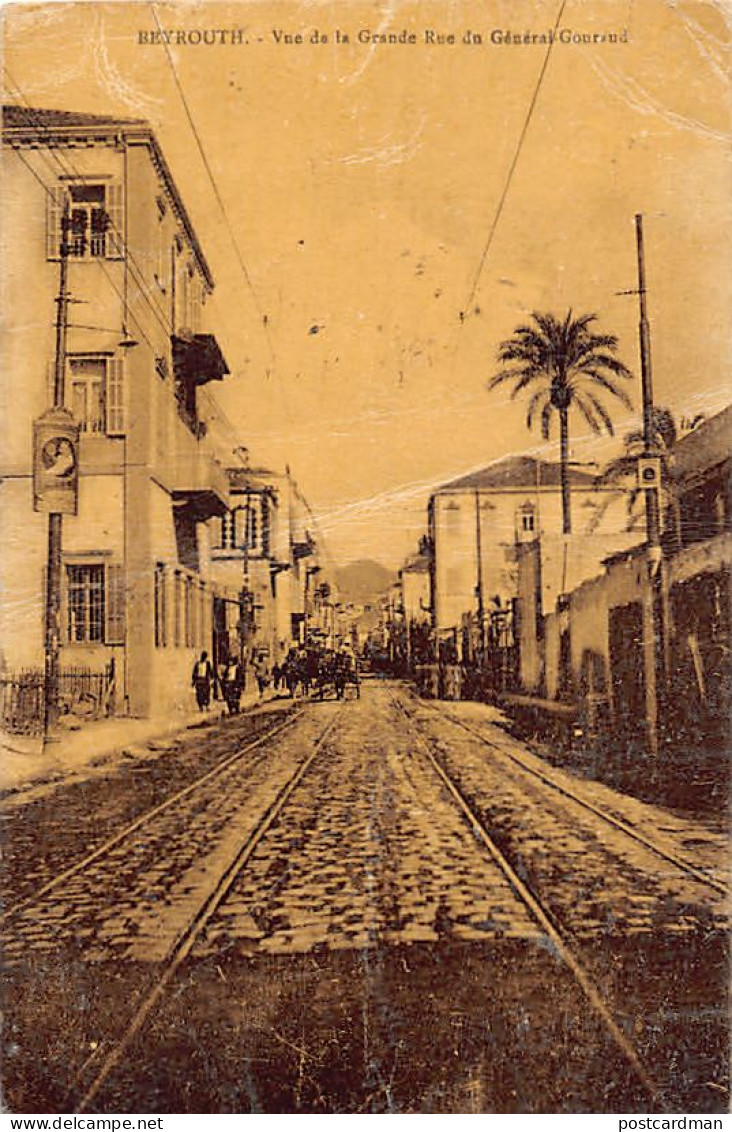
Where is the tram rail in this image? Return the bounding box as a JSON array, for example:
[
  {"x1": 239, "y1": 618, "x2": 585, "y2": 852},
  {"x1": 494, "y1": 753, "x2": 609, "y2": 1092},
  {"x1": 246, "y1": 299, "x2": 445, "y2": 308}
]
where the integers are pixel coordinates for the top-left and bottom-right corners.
[
  {"x1": 391, "y1": 693, "x2": 664, "y2": 1106},
  {"x1": 1, "y1": 706, "x2": 307, "y2": 925},
  {"x1": 73, "y1": 706, "x2": 345, "y2": 1112},
  {"x1": 412, "y1": 693, "x2": 727, "y2": 897}
]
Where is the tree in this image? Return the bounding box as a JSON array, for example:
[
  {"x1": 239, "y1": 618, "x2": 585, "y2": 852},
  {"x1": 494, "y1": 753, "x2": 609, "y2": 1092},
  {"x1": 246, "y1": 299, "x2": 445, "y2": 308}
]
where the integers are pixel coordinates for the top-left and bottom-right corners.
[
  {"x1": 592, "y1": 406, "x2": 701, "y2": 543},
  {"x1": 488, "y1": 311, "x2": 633, "y2": 533}
]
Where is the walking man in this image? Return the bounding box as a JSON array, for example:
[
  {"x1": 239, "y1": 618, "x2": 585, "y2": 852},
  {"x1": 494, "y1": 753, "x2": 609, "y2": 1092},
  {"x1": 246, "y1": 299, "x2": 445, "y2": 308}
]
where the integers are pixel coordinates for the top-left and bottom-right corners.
[
  {"x1": 191, "y1": 650, "x2": 214, "y2": 712},
  {"x1": 222, "y1": 657, "x2": 242, "y2": 715}
]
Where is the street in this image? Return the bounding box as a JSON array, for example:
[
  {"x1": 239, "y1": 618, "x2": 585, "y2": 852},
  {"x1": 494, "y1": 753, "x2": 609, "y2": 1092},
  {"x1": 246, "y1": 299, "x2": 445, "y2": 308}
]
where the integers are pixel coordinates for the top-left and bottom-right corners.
[{"x1": 2, "y1": 682, "x2": 728, "y2": 1113}]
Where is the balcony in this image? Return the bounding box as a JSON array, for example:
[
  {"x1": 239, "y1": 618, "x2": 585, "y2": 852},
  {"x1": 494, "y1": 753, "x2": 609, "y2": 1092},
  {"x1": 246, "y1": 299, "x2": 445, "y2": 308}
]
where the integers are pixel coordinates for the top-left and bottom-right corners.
[
  {"x1": 172, "y1": 332, "x2": 229, "y2": 438},
  {"x1": 170, "y1": 442, "x2": 229, "y2": 519},
  {"x1": 172, "y1": 332, "x2": 228, "y2": 388}
]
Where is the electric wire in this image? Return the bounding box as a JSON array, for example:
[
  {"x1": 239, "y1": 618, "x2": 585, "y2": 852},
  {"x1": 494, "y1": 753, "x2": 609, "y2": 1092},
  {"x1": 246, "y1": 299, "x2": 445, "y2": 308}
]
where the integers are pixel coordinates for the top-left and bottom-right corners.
[
  {"x1": 459, "y1": 0, "x2": 568, "y2": 321},
  {"x1": 149, "y1": 2, "x2": 277, "y2": 379}
]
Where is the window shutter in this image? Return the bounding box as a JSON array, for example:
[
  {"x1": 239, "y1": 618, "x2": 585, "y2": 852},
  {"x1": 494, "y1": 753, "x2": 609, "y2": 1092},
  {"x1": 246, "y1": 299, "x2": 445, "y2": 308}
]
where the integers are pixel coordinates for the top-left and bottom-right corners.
[
  {"x1": 105, "y1": 563, "x2": 125, "y2": 645},
  {"x1": 105, "y1": 181, "x2": 125, "y2": 259},
  {"x1": 106, "y1": 357, "x2": 125, "y2": 435},
  {"x1": 46, "y1": 186, "x2": 66, "y2": 260}
]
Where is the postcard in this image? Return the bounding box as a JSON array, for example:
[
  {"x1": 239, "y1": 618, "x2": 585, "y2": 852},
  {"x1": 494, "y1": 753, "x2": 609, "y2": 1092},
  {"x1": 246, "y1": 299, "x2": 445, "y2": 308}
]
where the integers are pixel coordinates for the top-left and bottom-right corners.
[{"x1": 1, "y1": 0, "x2": 729, "y2": 1115}]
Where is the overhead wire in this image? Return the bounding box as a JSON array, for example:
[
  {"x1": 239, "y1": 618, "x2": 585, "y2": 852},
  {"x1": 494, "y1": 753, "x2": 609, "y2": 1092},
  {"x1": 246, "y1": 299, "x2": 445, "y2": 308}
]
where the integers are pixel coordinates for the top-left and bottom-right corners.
[
  {"x1": 3, "y1": 70, "x2": 174, "y2": 341},
  {"x1": 149, "y1": 2, "x2": 278, "y2": 379},
  {"x1": 3, "y1": 96, "x2": 243, "y2": 456},
  {"x1": 459, "y1": 0, "x2": 568, "y2": 322},
  {"x1": 7, "y1": 144, "x2": 159, "y2": 357},
  {"x1": 4, "y1": 90, "x2": 254, "y2": 460}
]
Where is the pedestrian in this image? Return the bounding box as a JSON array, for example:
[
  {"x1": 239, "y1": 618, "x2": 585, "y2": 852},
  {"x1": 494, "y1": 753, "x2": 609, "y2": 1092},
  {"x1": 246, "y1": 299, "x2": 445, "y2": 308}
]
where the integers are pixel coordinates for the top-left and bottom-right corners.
[
  {"x1": 272, "y1": 662, "x2": 282, "y2": 691},
  {"x1": 191, "y1": 650, "x2": 214, "y2": 711},
  {"x1": 253, "y1": 655, "x2": 268, "y2": 699},
  {"x1": 222, "y1": 657, "x2": 242, "y2": 715}
]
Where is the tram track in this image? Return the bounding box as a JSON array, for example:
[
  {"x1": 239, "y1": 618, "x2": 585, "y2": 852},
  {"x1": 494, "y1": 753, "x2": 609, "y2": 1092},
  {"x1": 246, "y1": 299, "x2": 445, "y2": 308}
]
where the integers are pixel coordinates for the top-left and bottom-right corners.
[
  {"x1": 1, "y1": 707, "x2": 306, "y2": 925},
  {"x1": 390, "y1": 693, "x2": 664, "y2": 1106},
  {"x1": 413, "y1": 693, "x2": 727, "y2": 897},
  {"x1": 72, "y1": 705, "x2": 345, "y2": 1112}
]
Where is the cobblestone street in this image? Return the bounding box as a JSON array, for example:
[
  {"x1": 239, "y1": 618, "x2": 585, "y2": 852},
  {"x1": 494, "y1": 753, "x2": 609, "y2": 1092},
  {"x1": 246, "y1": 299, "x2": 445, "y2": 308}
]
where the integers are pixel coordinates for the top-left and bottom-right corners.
[{"x1": 2, "y1": 682, "x2": 728, "y2": 1113}]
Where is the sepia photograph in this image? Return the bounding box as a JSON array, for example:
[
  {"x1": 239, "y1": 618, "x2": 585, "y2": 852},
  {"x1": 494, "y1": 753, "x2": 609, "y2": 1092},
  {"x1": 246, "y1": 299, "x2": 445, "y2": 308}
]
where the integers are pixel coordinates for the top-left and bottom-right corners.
[{"x1": 0, "y1": 0, "x2": 729, "y2": 1115}]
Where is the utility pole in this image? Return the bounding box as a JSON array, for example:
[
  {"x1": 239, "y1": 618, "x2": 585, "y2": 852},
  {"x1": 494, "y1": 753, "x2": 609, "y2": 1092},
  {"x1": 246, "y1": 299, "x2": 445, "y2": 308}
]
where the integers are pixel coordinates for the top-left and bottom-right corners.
[
  {"x1": 635, "y1": 213, "x2": 663, "y2": 758},
  {"x1": 474, "y1": 488, "x2": 485, "y2": 664},
  {"x1": 43, "y1": 205, "x2": 71, "y2": 738}
]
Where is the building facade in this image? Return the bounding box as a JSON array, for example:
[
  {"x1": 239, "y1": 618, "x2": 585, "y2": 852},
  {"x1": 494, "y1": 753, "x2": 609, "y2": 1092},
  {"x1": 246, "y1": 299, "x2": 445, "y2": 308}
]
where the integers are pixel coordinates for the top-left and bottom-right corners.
[
  {"x1": 427, "y1": 455, "x2": 636, "y2": 650},
  {"x1": 208, "y1": 464, "x2": 331, "y2": 673},
  {"x1": 515, "y1": 405, "x2": 731, "y2": 750},
  {"x1": 1, "y1": 105, "x2": 241, "y2": 721}
]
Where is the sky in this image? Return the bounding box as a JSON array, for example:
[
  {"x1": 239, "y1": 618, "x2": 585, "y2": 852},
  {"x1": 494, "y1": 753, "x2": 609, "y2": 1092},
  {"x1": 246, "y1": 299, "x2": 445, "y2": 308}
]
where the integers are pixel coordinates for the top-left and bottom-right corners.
[{"x1": 3, "y1": 0, "x2": 731, "y2": 568}]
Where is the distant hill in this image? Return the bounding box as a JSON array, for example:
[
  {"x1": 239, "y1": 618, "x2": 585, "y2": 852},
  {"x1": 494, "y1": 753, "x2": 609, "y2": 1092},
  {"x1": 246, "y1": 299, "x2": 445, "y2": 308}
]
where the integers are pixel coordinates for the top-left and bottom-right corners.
[{"x1": 334, "y1": 560, "x2": 394, "y2": 605}]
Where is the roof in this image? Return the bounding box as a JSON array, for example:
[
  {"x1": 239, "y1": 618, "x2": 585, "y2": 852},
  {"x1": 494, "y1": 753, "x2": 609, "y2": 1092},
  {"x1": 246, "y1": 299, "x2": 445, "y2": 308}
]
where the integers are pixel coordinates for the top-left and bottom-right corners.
[
  {"x1": 673, "y1": 403, "x2": 732, "y2": 482},
  {"x1": 435, "y1": 455, "x2": 596, "y2": 494},
  {"x1": 2, "y1": 105, "x2": 145, "y2": 129},
  {"x1": 228, "y1": 467, "x2": 279, "y2": 492},
  {"x1": 3, "y1": 103, "x2": 214, "y2": 289}
]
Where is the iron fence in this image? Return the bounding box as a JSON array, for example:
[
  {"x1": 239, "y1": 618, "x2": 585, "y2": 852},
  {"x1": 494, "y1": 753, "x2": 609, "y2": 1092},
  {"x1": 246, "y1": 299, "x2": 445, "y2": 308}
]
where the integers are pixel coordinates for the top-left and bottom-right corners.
[{"x1": 0, "y1": 662, "x2": 115, "y2": 735}]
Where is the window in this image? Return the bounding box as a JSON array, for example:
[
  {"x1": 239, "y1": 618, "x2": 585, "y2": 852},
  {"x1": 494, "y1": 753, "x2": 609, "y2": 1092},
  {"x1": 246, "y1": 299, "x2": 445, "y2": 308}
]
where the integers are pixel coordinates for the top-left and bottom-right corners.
[
  {"x1": 154, "y1": 564, "x2": 167, "y2": 648},
  {"x1": 47, "y1": 181, "x2": 124, "y2": 261},
  {"x1": 70, "y1": 184, "x2": 107, "y2": 256},
  {"x1": 69, "y1": 358, "x2": 105, "y2": 433},
  {"x1": 67, "y1": 355, "x2": 125, "y2": 435},
  {"x1": 67, "y1": 565, "x2": 105, "y2": 643},
  {"x1": 218, "y1": 501, "x2": 261, "y2": 553},
  {"x1": 517, "y1": 504, "x2": 537, "y2": 536},
  {"x1": 155, "y1": 198, "x2": 168, "y2": 292}
]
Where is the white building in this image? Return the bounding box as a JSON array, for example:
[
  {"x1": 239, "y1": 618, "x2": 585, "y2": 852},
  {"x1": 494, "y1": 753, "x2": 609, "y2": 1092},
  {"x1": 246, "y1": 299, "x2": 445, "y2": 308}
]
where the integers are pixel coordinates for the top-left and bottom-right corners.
[{"x1": 1, "y1": 105, "x2": 242, "y2": 721}]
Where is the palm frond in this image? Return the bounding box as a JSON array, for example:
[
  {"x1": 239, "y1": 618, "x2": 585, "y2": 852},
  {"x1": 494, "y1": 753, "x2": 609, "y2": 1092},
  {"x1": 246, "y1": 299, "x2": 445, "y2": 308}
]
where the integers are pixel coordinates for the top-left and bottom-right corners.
[
  {"x1": 596, "y1": 454, "x2": 637, "y2": 485},
  {"x1": 580, "y1": 391, "x2": 616, "y2": 435},
  {"x1": 575, "y1": 395, "x2": 601, "y2": 435},
  {"x1": 526, "y1": 388, "x2": 549, "y2": 430},
  {"x1": 577, "y1": 368, "x2": 634, "y2": 409},
  {"x1": 509, "y1": 370, "x2": 546, "y2": 399},
  {"x1": 540, "y1": 399, "x2": 554, "y2": 440},
  {"x1": 487, "y1": 365, "x2": 541, "y2": 391},
  {"x1": 576, "y1": 352, "x2": 633, "y2": 380}
]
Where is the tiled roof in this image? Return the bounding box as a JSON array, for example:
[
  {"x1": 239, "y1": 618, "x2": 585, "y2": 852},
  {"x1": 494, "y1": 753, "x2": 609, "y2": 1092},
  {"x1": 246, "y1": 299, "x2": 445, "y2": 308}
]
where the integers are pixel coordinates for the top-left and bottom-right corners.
[
  {"x1": 436, "y1": 455, "x2": 596, "y2": 493},
  {"x1": 3, "y1": 105, "x2": 145, "y2": 129}
]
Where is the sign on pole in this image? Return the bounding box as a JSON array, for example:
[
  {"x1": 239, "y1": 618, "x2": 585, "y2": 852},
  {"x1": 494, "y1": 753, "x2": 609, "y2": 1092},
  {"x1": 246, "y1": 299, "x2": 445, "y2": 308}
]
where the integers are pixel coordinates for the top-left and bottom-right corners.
[{"x1": 33, "y1": 407, "x2": 80, "y2": 515}]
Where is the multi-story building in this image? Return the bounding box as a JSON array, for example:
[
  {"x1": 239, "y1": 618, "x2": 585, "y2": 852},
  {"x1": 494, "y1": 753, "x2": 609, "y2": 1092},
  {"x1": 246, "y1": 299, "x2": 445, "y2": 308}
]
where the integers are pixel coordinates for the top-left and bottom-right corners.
[
  {"x1": 427, "y1": 455, "x2": 635, "y2": 649},
  {"x1": 1, "y1": 105, "x2": 241, "y2": 720},
  {"x1": 208, "y1": 463, "x2": 327, "y2": 671}
]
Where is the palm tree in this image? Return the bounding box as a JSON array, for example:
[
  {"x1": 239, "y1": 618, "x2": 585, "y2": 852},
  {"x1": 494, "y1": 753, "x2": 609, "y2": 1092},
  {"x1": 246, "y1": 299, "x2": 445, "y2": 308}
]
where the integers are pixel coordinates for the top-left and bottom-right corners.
[
  {"x1": 488, "y1": 311, "x2": 633, "y2": 533},
  {"x1": 592, "y1": 407, "x2": 701, "y2": 545}
]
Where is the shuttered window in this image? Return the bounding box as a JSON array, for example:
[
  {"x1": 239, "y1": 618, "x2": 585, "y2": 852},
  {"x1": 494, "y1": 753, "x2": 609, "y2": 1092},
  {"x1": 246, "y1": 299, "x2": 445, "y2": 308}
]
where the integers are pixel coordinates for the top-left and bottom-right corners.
[
  {"x1": 105, "y1": 182, "x2": 125, "y2": 259},
  {"x1": 105, "y1": 563, "x2": 125, "y2": 645},
  {"x1": 46, "y1": 186, "x2": 66, "y2": 260},
  {"x1": 46, "y1": 181, "x2": 125, "y2": 261},
  {"x1": 106, "y1": 356, "x2": 125, "y2": 435}
]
